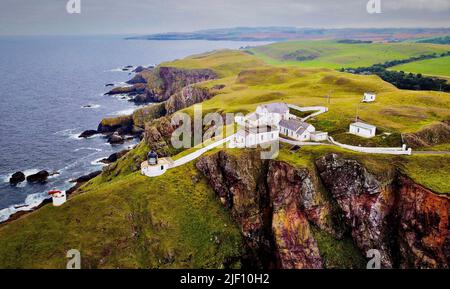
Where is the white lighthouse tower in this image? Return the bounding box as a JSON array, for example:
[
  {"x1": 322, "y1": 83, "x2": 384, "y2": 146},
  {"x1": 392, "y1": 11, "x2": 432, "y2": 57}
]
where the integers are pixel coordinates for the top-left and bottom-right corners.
[{"x1": 48, "y1": 190, "x2": 67, "y2": 206}]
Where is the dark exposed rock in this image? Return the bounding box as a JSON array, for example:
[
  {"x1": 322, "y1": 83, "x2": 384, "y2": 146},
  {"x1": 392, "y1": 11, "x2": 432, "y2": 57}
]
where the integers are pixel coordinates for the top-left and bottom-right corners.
[
  {"x1": 105, "y1": 83, "x2": 146, "y2": 96},
  {"x1": 395, "y1": 176, "x2": 450, "y2": 268},
  {"x1": 79, "y1": 130, "x2": 99, "y2": 138},
  {"x1": 316, "y1": 153, "x2": 395, "y2": 268},
  {"x1": 26, "y1": 170, "x2": 49, "y2": 183},
  {"x1": 9, "y1": 172, "x2": 25, "y2": 184},
  {"x1": 129, "y1": 93, "x2": 153, "y2": 104},
  {"x1": 144, "y1": 116, "x2": 180, "y2": 156},
  {"x1": 133, "y1": 66, "x2": 145, "y2": 73},
  {"x1": 145, "y1": 67, "x2": 218, "y2": 102},
  {"x1": 315, "y1": 153, "x2": 450, "y2": 269},
  {"x1": 108, "y1": 132, "x2": 124, "y2": 144},
  {"x1": 212, "y1": 84, "x2": 226, "y2": 90},
  {"x1": 99, "y1": 149, "x2": 130, "y2": 164},
  {"x1": 126, "y1": 74, "x2": 147, "y2": 85},
  {"x1": 196, "y1": 150, "x2": 328, "y2": 269},
  {"x1": 165, "y1": 86, "x2": 215, "y2": 115},
  {"x1": 105, "y1": 83, "x2": 114, "y2": 87},
  {"x1": 97, "y1": 115, "x2": 133, "y2": 134},
  {"x1": 403, "y1": 120, "x2": 450, "y2": 148},
  {"x1": 70, "y1": 171, "x2": 102, "y2": 183}
]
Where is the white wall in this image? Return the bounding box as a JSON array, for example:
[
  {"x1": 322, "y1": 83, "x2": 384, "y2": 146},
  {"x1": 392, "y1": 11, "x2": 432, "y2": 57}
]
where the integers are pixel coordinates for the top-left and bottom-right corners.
[{"x1": 349, "y1": 125, "x2": 375, "y2": 138}]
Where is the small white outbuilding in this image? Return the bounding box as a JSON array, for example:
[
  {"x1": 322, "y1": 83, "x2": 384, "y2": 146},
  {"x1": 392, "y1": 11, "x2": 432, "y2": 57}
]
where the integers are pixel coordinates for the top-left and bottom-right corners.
[
  {"x1": 48, "y1": 190, "x2": 67, "y2": 207},
  {"x1": 362, "y1": 92, "x2": 376, "y2": 103},
  {"x1": 310, "y1": 131, "x2": 329, "y2": 142},
  {"x1": 349, "y1": 122, "x2": 377, "y2": 138}
]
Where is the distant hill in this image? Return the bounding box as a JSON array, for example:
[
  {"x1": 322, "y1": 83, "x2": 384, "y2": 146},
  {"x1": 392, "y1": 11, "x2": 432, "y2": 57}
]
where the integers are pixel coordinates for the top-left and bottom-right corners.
[
  {"x1": 416, "y1": 35, "x2": 450, "y2": 45},
  {"x1": 128, "y1": 27, "x2": 450, "y2": 42}
]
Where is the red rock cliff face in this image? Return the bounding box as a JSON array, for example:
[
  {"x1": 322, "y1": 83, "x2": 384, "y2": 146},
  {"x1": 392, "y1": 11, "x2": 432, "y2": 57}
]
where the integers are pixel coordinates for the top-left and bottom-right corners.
[
  {"x1": 266, "y1": 161, "x2": 324, "y2": 269},
  {"x1": 196, "y1": 150, "x2": 332, "y2": 269},
  {"x1": 395, "y1": 177, "x2": 450, "y2": 268},
  {"x1": 315, "y1": 153, "x2": 449, "y2": 269},
  {"x1": 197, "y1": 150, "x2": 450, "y2": 269}
]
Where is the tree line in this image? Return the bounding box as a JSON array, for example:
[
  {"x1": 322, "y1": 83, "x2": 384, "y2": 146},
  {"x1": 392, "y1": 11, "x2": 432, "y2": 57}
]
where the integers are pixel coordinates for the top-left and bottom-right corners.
[{"x1": 340, "y1": 51, "x2": 450, "y2": 92}]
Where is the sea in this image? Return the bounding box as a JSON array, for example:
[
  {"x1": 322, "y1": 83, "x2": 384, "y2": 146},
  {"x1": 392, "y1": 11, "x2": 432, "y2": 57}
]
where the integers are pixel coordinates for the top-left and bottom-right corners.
[{"x1": 0, "y1": 35, "x2": 267, "y2": 222}]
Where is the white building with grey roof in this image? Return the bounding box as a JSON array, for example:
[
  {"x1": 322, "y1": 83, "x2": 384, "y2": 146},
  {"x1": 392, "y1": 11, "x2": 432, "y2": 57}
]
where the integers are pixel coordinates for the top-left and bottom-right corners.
[{"x1": 279, "y1": 118, "x2": 316, "y2": 141}]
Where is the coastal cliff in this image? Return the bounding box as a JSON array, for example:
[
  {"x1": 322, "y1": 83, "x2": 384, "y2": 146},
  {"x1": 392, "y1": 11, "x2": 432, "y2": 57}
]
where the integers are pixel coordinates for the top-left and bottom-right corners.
[{"x1": 196, "y1": 150, "x2": 450, "y2": 269}]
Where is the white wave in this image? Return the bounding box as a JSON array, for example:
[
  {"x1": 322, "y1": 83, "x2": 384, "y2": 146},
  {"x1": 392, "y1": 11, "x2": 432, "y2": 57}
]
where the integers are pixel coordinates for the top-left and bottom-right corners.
[
  {"x1": 54, "y1": 128, "x2": 83, "y2": 140},
  {"x1": 109, "y1": 94, "x2": 133, "y2": 101},
  {"x1": 106, "y1": 66, "x2": 135, "y2": 73},
  {"x1": 81, "y1": 104, "x2": 101, "y2": 109},
  {"x1": 113, "y1": 108, "x2": 136, "y2": 116},
  {"x1": 0, "y1": 192, "x2": 49, "y2": 223},
  {"x1": 90, "y1": 157, "x2": 107, "y2": 166},
  {"x1": 73, "y1": 147, "x2": 102, "y2": 153}
]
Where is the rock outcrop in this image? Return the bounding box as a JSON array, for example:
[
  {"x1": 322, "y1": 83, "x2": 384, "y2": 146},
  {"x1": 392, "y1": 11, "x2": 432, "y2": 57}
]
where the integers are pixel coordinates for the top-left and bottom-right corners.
[
  {"x1": 26, "y1": 170, "x2": 49, "y2": 183},
  {"x1": 143, "y1": 116, "x2": 180, "y2": 156},
  {"x1": 395, "y1": 177, "x2": 450, "y2": 268},
  {"x1": 9, "y1": 172, "x2": 25, "y2": 184},
  {"x1": 403, "y1": 119, "x2": 450, "y2": 148},
  {"x1": 315, "y1": 153, "x2": 450, "y2": 269},
  {"x1": 316, "y1": 153, "x2": 396, "y2": 268},
  {"x1": 165, "y1": 86, "x2": 214, "y2": 115},
  {"x1": 196, "y1": 150, "x2": 450, "y2": 269},
  {"x1": 145, "y1": 67, "x2": 217, "y2": 102},
  {"x1": 196, "y1": 150, "x2": 329, "y2": 269},
  {"x1": 79, "y1": 130, "x2": 99, "y2": 138}
]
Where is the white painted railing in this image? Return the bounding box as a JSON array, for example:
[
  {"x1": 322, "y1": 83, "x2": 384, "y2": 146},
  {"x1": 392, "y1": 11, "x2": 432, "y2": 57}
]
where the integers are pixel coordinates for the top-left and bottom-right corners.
[
  {"x1": 329, "y1": 137, "x2": 412, "y2": 155},
  {"x1": 171, "y1": 134, "x2": 235, "y2": 168},
  {"x1": 287, "y1": 104, "x2": 329, "y2": 121}
]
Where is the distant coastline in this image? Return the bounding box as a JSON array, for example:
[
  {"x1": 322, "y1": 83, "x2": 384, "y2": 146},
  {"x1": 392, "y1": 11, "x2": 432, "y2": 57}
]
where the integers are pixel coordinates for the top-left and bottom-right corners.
[{"x1": 127, "y1": 27, "x2": 450, "y2": 42}]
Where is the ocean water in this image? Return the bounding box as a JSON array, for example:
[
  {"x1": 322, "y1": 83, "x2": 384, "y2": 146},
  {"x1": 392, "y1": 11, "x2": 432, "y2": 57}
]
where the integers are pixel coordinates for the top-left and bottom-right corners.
[{"x1": 0, "y1": 36, "x2": 267, "y2": 222}]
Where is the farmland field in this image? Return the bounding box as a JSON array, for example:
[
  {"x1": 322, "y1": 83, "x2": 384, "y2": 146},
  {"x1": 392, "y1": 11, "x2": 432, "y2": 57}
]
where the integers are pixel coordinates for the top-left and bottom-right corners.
[
  {"x1": 390, "y1": 56, "x2": 450, "y2": 78},
  {"x1": 249, "y1": 40, "x2": 450, "y2": 69}
]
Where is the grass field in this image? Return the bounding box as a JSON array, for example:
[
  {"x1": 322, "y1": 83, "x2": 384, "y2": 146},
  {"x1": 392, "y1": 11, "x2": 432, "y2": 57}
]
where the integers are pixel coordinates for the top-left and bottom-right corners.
[
  {"x1": 249, "y1": 40, "x2": 450, "y2": 69},
  {"x1": 169, "y1": 51, "x2": 450, "y2": 135},
  {"x1": 390, "y1": 56, "x2": 450, "y2": 78},
  {"x1": 0, "y1": 41, "x2": 449, "y2": 268},
  {"x1": 0, "y1": 159, "x2": 242, "y2": 268}
]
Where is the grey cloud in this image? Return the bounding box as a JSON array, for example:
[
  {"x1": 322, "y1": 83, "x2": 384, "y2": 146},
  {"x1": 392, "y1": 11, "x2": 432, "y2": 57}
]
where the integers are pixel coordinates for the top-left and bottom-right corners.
[{"x1": 0, "y1": 0, "x2": 449, "y2": 35}]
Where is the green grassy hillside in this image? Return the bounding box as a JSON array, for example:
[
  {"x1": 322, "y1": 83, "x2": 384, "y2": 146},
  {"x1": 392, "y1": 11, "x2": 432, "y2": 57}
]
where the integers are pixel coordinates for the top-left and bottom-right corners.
[
  {"x1": 250, "y1": 40, "x2": 450, "y2": 69},
  {"x1": 0, "y1": 159, "x2": 242, "y2": 268},
  {"x1": 166, "y1": 51, "x2": 450, "y2": 135},
  {"x1": 0, "y1": 42, "x2": 449, "y2": 268},
  {"x1": 390, "y1": 56, "x2": 450, "y2": 78}
]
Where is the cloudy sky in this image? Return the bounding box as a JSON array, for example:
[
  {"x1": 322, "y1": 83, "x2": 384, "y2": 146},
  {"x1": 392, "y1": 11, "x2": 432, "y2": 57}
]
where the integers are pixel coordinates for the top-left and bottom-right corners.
[{"x1": 1, "y1": 0, "x2": 450, "y2": 35}]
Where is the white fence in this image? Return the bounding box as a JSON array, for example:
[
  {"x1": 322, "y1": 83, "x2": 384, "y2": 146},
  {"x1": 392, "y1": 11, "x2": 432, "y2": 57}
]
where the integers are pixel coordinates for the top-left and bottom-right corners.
[
  {"x1": 329, "y1": 137, "x2": 412, "y2": 155},
  {"x1": 171, "y1": 134, "x2": 235, "y2": 168},
  {"x1": 287, "y1": 104, "x2": 329, "y2": 121}
]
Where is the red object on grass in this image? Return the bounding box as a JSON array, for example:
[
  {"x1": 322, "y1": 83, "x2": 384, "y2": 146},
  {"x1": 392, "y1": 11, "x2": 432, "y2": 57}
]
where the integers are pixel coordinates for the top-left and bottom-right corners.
[{"x1": 48, "y1": 190, "x2": 62, "y2": 195}]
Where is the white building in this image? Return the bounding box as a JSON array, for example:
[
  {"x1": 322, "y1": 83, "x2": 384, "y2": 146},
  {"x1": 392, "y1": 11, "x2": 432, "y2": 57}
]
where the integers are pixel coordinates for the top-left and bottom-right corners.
[
  {"x1": 141, "y1": 151, "x2": 173, "y2": 177},
  {"x1": 362, "y1": 92, "x2": 376, "y2": 103},
  {"x1": 310, "y1": 131, "x2": 329, "y2": 142},
  {"x1": 231, "y1": 125, "x2": 279, "y2": 148},
  {"x1": 48, "y1": 190, "x2": 67, "y2": 207},
  {"x1": 349, "y1": 122, "x2": 377, "y2": 138},
  {"x1": 279, "y1": 119, "x2": 316, "y2": 141},
  {"x1": 235, "y1": 102, "x2": 290, "y2": 127}
]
